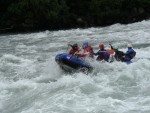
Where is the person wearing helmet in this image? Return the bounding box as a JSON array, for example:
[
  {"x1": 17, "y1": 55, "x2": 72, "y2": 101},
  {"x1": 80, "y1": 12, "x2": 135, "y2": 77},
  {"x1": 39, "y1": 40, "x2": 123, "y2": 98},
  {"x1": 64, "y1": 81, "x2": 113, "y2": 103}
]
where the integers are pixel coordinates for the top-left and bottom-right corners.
[
  {"x1": 68, "y1": 43, "x2": 80, "y2": 55},
  {"x1": 114, "y1": 47, "x2": 124, "y2": 61},
  {"x1": 76, "y1": 41, "x2": 94, "y2": 58},
  {"x1": 82, "y1": 41, "x2": 89, "y2": 49},
  {"x1": 112, "y1": 45, "x2": 124, "y2": 61},
  {"x1": 99, "y1": 44, "x2": 105, "y2": 50},
  {"x1": 93, "y1": 43, "x2": 110, "y2": 61},
  {"x1": 123, "y1": 44, "x2": 136, "y2": 61},
  {"x1": 83, "y1": 42, "x2": 94, "y2": 58}
]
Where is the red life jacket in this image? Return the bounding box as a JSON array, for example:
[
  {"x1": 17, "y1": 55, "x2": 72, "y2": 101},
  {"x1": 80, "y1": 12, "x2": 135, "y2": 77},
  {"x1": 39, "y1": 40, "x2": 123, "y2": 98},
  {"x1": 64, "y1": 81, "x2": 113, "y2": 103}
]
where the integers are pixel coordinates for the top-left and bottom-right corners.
[
  {"x1": 68, "y1": 47, "x2": 80, "y2": 55},
  {"x1": 76, "y1": 46, "x2": 94, "y2": 58},
  {"x1": 86, "y1": 45, "x2": 94, "y2": 58}
]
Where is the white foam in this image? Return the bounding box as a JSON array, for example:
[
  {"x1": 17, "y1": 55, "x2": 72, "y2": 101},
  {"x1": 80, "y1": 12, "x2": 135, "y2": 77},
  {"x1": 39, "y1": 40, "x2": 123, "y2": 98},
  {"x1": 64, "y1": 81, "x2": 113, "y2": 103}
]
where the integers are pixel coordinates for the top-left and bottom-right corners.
[{"x1": 0, "y1": 20, "x2": 150, "y2": 113}]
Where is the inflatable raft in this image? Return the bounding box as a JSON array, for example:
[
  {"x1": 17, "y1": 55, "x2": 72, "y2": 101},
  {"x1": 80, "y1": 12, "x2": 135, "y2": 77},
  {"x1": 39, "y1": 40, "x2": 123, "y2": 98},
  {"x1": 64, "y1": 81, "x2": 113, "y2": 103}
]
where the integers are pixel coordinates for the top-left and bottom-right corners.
[{"x1": 55, "y1": 53, "x2": 93, "y2": 73}]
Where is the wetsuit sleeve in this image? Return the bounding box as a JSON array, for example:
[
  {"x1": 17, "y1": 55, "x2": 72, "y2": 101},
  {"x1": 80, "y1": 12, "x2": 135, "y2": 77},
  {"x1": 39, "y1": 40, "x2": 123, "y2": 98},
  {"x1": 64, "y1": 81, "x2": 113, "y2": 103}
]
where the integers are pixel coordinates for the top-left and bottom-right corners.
[{"x1": 92, "y1": 51, "x2": 99, "y2": 56}]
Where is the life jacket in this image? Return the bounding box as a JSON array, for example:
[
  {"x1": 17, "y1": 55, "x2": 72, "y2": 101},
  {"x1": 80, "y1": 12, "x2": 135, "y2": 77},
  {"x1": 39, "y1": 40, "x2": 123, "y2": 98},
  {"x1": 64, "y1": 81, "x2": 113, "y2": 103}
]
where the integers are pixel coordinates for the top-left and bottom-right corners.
[
  {"x1": 129, "y1": 51, "x2": 136, "y2": 59},
  {"x1": 86, "y1": 45, "x2": 94, "y2": 58},
  {"x1": 124, "y1": 48, "x2": 136, "y2": 61},
  {"x1": 76, "y1": 45, "x2": 94, "y2": 58},
  {"x1": 97, "y1": 50, "x2": 110, "y2": 61},
  {"x1": 115, "y1": 51, "x2": 124, "y2": 61},
  {"x1": 68, "y1": 47, "x2": 80, "y2": 55}
]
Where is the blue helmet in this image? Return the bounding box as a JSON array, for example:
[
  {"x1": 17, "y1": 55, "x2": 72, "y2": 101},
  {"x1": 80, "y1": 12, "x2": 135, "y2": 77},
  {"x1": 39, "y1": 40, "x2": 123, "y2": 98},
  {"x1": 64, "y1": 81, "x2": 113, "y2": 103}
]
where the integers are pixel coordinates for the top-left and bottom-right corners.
[{"x1": 83, "y1": 41, "x2": 88, "y2": 47}]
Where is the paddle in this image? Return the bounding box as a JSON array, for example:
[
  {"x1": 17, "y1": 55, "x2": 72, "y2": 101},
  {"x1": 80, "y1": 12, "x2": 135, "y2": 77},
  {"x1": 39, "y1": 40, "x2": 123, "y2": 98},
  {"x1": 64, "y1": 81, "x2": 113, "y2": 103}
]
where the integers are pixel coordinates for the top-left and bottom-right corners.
[
  {"x1": 66, "y1": 43, "x2": 73, "y2": 52},
  {"x1": 106, "y1": 49, "x2": 115, "y2": 54},
  {"x1": 107, "y1": 44, "x2": 115, "y2": 54}
]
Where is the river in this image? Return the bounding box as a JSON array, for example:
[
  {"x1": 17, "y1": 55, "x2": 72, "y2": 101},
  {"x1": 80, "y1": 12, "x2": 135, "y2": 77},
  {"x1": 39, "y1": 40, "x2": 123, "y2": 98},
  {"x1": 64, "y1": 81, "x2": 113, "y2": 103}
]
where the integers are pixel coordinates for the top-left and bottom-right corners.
[{"x1": 0, "y1": 20, "x2": 150, "y2": 113}]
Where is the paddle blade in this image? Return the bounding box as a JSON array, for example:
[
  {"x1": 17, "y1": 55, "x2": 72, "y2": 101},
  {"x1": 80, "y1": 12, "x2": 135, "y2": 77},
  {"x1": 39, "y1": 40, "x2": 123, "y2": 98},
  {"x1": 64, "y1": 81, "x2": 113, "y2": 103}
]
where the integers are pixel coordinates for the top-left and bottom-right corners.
[{"x1": 106, "y1": 49, "x2": 115, "y2": 54}]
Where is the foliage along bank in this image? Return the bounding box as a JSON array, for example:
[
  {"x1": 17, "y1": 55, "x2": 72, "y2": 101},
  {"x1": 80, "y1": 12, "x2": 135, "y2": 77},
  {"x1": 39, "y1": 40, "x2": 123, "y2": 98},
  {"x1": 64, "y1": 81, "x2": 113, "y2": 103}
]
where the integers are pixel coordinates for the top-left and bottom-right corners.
[{"x1": 0, "y1": 0, "x2": 150, "y2": 33}]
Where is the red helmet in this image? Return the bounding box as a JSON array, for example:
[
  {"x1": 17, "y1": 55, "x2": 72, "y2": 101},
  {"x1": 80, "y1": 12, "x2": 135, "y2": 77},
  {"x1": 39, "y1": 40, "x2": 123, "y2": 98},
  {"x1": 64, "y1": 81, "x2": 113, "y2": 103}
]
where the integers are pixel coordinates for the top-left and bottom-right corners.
[{"x1": 99, "y1": 44, "x2": 104, "y2": 49}]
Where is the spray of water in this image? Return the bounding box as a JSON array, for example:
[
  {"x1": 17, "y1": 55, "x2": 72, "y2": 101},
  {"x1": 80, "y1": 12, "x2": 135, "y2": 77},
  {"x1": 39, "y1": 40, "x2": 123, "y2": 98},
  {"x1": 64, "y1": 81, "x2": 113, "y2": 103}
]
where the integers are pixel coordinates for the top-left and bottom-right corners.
[{"x1": 0, "y1": 20, "x2": 150, "y2": 113}]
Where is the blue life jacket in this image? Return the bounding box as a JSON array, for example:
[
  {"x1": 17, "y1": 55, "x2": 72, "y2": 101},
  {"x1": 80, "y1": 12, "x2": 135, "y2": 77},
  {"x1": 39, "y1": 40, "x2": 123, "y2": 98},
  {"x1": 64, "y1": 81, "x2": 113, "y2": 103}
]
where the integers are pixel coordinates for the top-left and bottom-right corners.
[
  {"x1": 124, "y1": 48, "x2": 136, "y2": 61},
  {"x1": 96, "y1": 51, "x2": 110, "y2": 61}
]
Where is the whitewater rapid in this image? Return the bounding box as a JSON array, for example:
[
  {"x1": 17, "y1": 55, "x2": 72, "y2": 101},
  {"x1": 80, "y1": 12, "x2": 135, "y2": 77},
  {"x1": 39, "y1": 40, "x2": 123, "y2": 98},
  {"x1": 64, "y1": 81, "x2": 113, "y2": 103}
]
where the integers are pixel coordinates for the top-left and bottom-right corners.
[{"x1": 0, "y1": 20, "x2": 150, "y2": 113}]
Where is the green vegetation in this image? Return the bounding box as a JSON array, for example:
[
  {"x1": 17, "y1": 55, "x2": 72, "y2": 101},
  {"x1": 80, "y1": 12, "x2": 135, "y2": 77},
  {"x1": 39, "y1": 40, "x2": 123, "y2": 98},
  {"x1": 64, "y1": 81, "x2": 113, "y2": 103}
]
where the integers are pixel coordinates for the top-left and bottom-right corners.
[{"x1": 0, "y1": 0, "x2": 150, "y2": 33}]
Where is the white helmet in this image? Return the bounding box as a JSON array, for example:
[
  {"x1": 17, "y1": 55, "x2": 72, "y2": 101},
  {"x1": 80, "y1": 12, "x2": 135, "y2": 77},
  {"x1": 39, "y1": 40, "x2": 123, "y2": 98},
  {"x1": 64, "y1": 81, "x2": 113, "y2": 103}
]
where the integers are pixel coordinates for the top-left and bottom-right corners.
[{"x1": 127, "y1": 44, "x2": 132, "y2": 48}]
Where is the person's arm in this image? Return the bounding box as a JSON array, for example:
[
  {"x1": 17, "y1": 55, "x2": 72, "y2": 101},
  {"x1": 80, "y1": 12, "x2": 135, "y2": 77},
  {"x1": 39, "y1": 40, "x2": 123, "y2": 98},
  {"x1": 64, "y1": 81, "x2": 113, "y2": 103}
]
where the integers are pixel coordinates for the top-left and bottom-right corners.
[
  {"x1": 68, "y1": 44, "x2": 73, "y2": 48},
  {"x1": 91, "y1": 51, "x2": 99, "y2": 56},
  {"x1": 74, "y1": 48, "x2": 81, "y2": 55},
  {"x1": 109, "y1": 44, "x2": 114, "y2": 49},
  {"x1": 76, "y1": 53, "x2": 87, "y2": 57},
  {"x1": 76, "y1": 50, "x2": 89, "y2": 57}
]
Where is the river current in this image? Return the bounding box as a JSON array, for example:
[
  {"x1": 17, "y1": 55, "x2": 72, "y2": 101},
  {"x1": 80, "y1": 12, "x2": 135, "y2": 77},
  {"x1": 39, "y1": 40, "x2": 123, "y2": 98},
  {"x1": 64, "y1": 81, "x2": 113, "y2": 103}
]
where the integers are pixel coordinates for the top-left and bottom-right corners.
[{"x1": 0, "y1": 20, "x2": 150, "y2": 113}]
